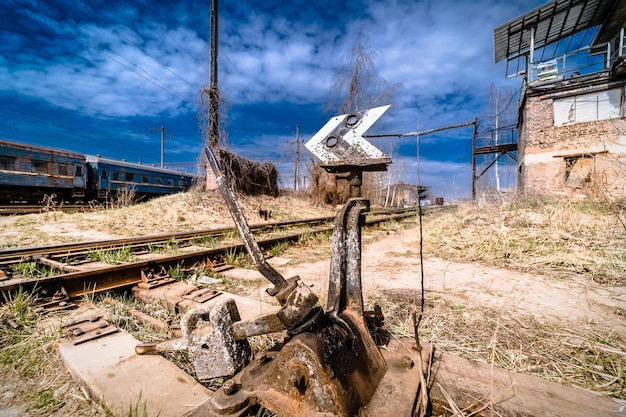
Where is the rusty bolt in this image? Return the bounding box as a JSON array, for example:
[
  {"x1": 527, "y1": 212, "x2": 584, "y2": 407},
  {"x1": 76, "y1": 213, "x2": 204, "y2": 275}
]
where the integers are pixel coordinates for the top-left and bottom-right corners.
[
  {"x1": 400, "y1": 355, "x2": 415, "y2": 370},
  {"x1": 222, "y1": 379, "x2": 238, "y2": 396}
]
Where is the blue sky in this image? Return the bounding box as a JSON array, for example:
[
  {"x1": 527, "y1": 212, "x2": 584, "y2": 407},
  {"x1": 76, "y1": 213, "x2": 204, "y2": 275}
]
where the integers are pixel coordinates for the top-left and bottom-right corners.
[{"x1": 0, "y1": 0, "x2": 548, "y2": 199}]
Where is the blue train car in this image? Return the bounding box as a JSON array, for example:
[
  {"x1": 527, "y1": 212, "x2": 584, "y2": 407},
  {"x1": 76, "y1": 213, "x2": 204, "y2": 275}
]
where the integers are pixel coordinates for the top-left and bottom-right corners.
[
  {"x1": 0, "y1": 139, "x2": 87, "y2": 203},
  {"x1": 85, "y1": 155, "x2": 194, "y2": 199}
]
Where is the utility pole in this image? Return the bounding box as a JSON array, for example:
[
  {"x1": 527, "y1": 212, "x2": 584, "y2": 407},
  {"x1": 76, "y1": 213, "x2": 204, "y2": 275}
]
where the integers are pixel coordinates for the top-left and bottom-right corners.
[
  {"x1": 286, "y1": 125, "x2": 304, "y2": 191},
  {"x1": 150, "y1": 125, "x2": 167, "y2": 168},
  {"x1": 208, "y1": 0, "x2": 219, "y2": 148}
]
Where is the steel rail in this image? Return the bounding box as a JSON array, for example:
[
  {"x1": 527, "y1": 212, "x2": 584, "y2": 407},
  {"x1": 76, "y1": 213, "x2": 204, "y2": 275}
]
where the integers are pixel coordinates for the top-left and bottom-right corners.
[
  {"x1": 0, "y1": 208, "x2": 421, "y2": 266},
  {"x1": 0, "y1": 216, "x2": 338, "y2": 266},
  {"x1": 0, "y1": 210, "x2": 421, "y2": 299}
]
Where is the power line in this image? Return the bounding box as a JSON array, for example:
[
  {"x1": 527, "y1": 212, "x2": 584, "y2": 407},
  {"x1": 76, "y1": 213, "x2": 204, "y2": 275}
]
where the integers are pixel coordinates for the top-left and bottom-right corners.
[{"x1": 15, "y1": 0, "x2": 194, "y2": 104}]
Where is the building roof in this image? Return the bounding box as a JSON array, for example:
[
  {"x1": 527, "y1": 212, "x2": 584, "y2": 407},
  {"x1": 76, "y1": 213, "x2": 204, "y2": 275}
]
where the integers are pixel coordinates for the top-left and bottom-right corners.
[{"x1": 493, "y1": 0, "x2": 620, "y2": 63}]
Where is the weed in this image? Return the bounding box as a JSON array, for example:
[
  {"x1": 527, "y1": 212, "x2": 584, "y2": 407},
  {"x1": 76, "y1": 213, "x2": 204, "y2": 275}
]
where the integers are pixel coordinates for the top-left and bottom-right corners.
[
  {"x1": 10, "y1": 261, "x2": 59, "y2": 278},
  {"x1": 168, "y1": 263, "x2": 185, "y2": 281},
  {"x1": 126, "y1": 392, "x2": 158, "y2": 417},
  {"x1": 222, "y1": 228, "x2": 240, "y2": 240},
  {"x1": 30, "y1": 388, "x2": 59, "y2": 411},
  {"x1": 88, "y1": 246, "x2": 136, "y2": 264},
  {"x1": 223, "y1": 248, "x2": 252, "y2": 268},
  {"x1": 147, "y1": 238, "x2": 180, "y2": 254},
  {"x1": 1, "y1": 286, "x2": 37, "y2": 326},
  {"x1": 269, "y1": 241, "x2": 288, "y2": 257},
  {"x1": 191, "y1": 234, "x2": 218, "y2": 247}
]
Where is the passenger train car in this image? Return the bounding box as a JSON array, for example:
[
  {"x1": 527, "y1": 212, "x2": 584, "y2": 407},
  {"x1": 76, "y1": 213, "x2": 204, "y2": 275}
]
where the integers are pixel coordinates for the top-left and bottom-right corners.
[{"x1": 0, "y1": 139, "x2": 195, "y2": 204}]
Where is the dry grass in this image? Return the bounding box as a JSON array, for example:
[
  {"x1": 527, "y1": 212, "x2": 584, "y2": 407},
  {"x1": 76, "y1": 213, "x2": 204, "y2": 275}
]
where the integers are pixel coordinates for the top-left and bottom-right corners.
[
  {"x1": 377, "y1": 297, "x2": 626, "y2": 400},
  {"x1": 0, "y1": 190, "x2": 336, "y2": 248},
  {"x1": 0, "y1": 291, "x2": 108, "y2": 416},
  {"x1": 421, "y1": 198, "x2": 626, "y2": 285}
]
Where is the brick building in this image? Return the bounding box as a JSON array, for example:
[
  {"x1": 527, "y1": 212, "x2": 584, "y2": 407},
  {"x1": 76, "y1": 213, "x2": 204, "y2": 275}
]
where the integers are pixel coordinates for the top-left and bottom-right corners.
[{"x1": 494, "y1": 0, "x2": 626, "y2": 200}]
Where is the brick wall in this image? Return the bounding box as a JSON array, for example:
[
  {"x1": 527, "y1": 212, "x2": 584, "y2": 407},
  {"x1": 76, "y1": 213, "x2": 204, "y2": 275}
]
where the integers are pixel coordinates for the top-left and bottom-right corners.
[{"x1": 520, "y1": 83, "x2": 626, "y2": 200}]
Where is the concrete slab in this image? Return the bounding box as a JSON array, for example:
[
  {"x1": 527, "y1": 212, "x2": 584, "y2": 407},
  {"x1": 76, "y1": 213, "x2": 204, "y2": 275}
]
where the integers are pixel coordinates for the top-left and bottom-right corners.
[
  {"x1": 132, "y1": 282, "x2": 279, "y2": 319},
  {"x1": 55, "y1": 305, "x2": 213, "y2": 417}
]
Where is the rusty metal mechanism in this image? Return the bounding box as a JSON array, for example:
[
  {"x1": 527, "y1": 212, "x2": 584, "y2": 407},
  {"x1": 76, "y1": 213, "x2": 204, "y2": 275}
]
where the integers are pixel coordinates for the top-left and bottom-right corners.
[{"x1": 137, "y1": 141, "x2": 412, "y2": 416}]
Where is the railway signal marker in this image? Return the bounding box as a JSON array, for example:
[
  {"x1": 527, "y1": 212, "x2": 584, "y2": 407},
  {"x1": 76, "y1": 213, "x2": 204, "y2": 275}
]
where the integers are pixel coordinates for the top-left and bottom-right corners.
[{"x1": 305, "y1": 105, "x2": 391, "y2": 167}]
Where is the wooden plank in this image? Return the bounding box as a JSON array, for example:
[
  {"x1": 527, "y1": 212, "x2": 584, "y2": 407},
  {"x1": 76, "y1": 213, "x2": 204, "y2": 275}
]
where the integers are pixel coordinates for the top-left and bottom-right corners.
[{"x1": 414, "y1": 342, "x2": 626, "y2": 417}]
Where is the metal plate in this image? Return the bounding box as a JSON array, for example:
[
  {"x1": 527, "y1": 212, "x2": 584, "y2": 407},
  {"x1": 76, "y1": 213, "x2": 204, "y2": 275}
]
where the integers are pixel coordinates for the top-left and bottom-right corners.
[{"x1": 63, "y1": 316, "x2": 119, "y2": 345}]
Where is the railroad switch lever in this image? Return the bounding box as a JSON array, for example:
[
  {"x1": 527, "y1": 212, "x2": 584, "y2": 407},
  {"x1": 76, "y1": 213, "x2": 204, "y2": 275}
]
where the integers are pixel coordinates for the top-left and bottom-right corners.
[{"x1": 137, "y1": 147, "x2": 390, "y2": 416}]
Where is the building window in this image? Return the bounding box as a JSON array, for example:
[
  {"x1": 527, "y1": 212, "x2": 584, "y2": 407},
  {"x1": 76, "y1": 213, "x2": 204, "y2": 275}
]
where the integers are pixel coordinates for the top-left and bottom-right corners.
[
  {"x1": 564, "y1": 155, "x2": 593, "y2": 188},
  {"x1": 554, "y1": 88, "x2": 622, "y2": 126}
]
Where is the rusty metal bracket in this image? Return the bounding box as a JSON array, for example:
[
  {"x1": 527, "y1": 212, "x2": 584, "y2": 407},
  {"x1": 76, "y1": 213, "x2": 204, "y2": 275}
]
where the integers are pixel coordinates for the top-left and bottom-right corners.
[
  {"x1": 138, "y1": 266, "x2": 176, "y2": 289},
  {"x1": 34, "y1": 287, "x2": 78, "y2": 314},
  {"x1": 62, "y1": 316, "x2": 119, "y2": 345}
]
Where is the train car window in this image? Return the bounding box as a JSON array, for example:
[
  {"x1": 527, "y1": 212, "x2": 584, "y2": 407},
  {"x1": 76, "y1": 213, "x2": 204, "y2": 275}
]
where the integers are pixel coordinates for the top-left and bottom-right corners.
[
  {"x1": 0, "y1": 155, "x2": 16, "y2": 170},
  {"x1": 33, "y1": 160, "x2": 48, "y2": 173},
  {"x1": 58, "y1": 164, "x2": 68, "y2": 176},
  {"x1": 101, "y1": 170, "x2": 107, "y2": 179},
  {"x1": 178, "y1": 179, "x2": 184, "y2": 187},
  {"x1": 142, "y1": 174, "x2": 149, "y2": 183},
  {"x1": 125, "y1": 172, "x2": 135, "y2": 182},
  {"x1": 112, "y1": 171, "x2": 119, "y2": 181},
  {"x1": 167, "y1": 178, "x2": 174, "y2": 186},
  {"x1": 155, "y1": 177, "x2": 163, "y2": 185},
  {"x1": 75, "y1": 166, "x2": 83, "y2": 176}
]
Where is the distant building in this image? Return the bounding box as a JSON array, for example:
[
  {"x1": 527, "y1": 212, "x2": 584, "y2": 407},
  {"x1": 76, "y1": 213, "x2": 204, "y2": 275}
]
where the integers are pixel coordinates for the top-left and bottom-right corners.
[
  {"x1": 494, "y1": 0, "x2": 626, "y2": 200},
  {"x1": 383, "y1": 183, "x2": 432, "y2": 206}
]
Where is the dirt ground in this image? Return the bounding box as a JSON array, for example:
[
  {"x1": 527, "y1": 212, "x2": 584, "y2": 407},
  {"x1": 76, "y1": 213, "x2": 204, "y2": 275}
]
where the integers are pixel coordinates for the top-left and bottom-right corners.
[{"x1": 274, "y1": 221, "x2": 626, "y2": 336}]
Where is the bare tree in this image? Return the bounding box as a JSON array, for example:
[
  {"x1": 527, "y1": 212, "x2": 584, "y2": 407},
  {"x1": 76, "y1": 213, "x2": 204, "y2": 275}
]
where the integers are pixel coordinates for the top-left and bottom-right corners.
[{"x1": 328, "y1": 33, "x2": 401, "y2": 114}]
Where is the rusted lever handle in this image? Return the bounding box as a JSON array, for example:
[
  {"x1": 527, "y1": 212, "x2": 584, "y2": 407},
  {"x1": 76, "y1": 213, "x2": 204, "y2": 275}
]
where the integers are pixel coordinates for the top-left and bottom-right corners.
[{"x1": 204, "y1": 147, "x2": 288, "y2": 296}]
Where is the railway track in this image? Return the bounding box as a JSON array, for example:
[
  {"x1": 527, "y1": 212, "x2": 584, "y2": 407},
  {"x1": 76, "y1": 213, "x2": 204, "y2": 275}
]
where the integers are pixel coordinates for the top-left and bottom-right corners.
[{"x1": 0, "y1": 207, "x2": 428, "y2": 300}]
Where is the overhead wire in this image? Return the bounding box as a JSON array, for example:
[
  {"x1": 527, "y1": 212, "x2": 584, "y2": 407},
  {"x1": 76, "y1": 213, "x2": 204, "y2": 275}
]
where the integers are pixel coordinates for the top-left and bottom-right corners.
[{"x1": 16, "y1": 0, "x2": 194, "y2": 103}]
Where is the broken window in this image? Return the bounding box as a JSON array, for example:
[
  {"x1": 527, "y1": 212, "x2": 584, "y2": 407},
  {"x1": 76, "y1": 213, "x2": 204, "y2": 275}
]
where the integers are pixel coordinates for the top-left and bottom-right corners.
[
  {"x1": 554, "y1": 88, "x2": 622, "y2": 126},
  {"x1": 32, "y1": 160, "x2": 48, "y2": 174},
  {"x1": 0, "y1": 155, "x2": 16, "y2": 171},
  {"x1": 564, "y1": 155, "x2": 593, "y2": 188},
  {"x1": 58, "y1": 164, "x2": 68, "y2": 176},
  {"x1": 142, "y1": 174, "x2": 149, "y2": 183},
  {"x1": 112, "y1": 171, "x2": 119, "y2": 181}
]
